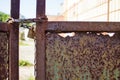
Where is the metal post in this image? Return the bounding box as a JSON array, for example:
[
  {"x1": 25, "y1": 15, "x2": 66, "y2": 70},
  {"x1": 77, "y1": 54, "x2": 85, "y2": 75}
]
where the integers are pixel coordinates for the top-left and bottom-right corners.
[
  {"x1": 36, "y1": 0, "x2": 47, "y2": 80},
  {"x1": 9, "y1": 0, "x2": 20, "y2": 80},
  {"x1": 36, "y1": 0, "x2": 46, "y2": 17}
]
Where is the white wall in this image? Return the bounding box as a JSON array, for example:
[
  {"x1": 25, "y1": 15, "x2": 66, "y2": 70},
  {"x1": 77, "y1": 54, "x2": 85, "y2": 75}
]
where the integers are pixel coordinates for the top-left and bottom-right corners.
[{"x1": 62, "y1": 0, "x2": 120, "y2": 21}]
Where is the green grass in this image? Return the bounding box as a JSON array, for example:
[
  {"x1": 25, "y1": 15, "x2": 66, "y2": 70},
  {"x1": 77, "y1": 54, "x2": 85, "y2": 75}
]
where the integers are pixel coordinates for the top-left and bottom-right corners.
[
  {"x1": 28, "y1": 75, "x2": 35, "y2": 80},
  {"x1": 19, "y1": 60, "x2": 33, "y2": 66},
  {"x1": 19, "y1": 40, "x2": 29, "y2": 46}
]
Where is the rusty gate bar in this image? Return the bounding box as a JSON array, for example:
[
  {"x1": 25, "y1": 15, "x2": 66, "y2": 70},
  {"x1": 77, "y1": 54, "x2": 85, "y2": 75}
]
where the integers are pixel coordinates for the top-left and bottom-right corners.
[
  {"x1": 36, "y1": 0, "x2": 47, "y2": 80},
  {"x1": 9, "y1": 0, "x2": 20, "y2": 80},
  {"x1": 0, "y1": 22, "x2": 10, "y2": 32},
  {"x1": 36, "y1": 0, "x2": 46, "y2": 17},
  {"x1": 47, "y1": 22, "x2": 120, "y2": 32}
]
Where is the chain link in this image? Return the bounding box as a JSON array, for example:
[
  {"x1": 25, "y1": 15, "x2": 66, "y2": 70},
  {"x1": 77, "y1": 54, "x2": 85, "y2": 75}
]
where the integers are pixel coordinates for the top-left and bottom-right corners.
[{"x1": 6, "y1": 17, "x2": 48, "y2": 23}]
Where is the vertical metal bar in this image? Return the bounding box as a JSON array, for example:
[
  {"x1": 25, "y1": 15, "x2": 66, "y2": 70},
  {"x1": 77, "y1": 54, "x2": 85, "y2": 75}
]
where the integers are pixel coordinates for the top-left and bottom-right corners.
[
  {"x1": 9, "y1": 0, "x2": 20, "y2": 80},
  {"x1": 107, "y1": 0, "x2": 110, "y2": 21},
  {"x1": 36, "y1": 0, "x2": 46, "y2": 80},
  {"x1": 36, "y1": 0, "x2": 45, "y2": 17}
]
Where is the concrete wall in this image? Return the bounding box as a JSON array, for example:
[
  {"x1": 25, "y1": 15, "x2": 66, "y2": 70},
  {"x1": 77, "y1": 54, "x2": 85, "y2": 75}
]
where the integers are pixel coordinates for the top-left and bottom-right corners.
[
  {"x1": 47, "y1": 15, "x2": 64, "y2": 21},
  {"x1": 62, "y1": 0, "x2": 120, "y2": 21}
]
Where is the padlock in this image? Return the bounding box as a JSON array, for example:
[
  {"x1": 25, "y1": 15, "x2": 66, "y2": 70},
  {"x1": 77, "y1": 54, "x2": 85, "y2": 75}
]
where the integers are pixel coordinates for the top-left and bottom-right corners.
[{"x1": 27, "y1": 25, "x2": 36, "y2": 39}]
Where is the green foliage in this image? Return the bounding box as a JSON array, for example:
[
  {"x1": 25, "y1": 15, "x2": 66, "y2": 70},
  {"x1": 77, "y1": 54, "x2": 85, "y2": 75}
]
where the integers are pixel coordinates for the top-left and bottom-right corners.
[
  {"x1": 28, "y1": 75, "x2": 35, "y2": 80},
  {"x1": 0, "y1": 12, "x2": 9, "y2": 22},
  {"x1": 19, "y1": 60, "x2": 33, "y2": 66},
  {"x1": 19, "y1": 40, "x2": 29, "y2": 46}
]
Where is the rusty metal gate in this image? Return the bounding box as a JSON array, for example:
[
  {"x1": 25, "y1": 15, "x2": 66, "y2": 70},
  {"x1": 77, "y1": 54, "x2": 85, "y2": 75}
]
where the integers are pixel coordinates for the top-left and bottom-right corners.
[
  {"x1": 0, "y1": 0, "x2": 120, "y2": 80},
  {"x1": 0, "y1": 22, "x2": 19, "y2": 80},
  {"x1": 0, "y1": 23, "x2": 9, "y2": 80},
  {"x1": 35, "y1": 0, "x2": 120, "y2": 80},
  {"x1": 36, "y1": 20, "x2": 120, "y2": 80},
  {"x1": 0, "y1": 0, "x2": 19, "y2": 80},
  {"x1": 44, "y1": 22, "x2": 120, "y2": 80}
]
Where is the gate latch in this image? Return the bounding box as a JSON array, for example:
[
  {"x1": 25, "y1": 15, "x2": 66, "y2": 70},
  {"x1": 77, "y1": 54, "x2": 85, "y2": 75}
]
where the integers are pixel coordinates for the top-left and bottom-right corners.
[{"x1": 6, "y1": 17, "x2": 47, "y2": 39}]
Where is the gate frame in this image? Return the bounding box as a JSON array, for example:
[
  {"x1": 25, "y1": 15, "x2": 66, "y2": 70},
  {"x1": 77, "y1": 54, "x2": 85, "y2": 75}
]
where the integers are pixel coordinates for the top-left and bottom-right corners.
[
  {"x1": 0, "y1": 0, "x2": 19, "y2": 80},
  {"x1": 35, "y1": 0, "x2": 120, "y2": 80},
  {"x1": 0, "y1": 0, "x2": 19, "y2": 78},
  {"x1": 37, "y1": 22, "x2": 120, "y2": 80},
  {"x1": 9, "y1": 0, "x2": 20, "y2": 80},
  {"x1": 36, "y1": 0, "x2": 46, "y2": 80}
]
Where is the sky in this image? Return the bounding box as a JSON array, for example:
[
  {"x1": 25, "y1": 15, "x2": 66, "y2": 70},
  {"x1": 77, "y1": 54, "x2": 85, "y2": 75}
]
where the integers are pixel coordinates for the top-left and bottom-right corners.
[{"x1": 0, "y1": 0, "x2": 63, "y2": 18}]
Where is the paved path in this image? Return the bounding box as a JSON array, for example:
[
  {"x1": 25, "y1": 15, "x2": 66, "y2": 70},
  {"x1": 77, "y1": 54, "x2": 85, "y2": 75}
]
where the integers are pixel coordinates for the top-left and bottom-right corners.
[
  {"x1": 19, "y1": 66, "x2": 34, "y2": 80},
  {"x1": 19, "y1": 45, "x2": 35, "y2": 64},
  {"x1": 19, "y1": 40, "x2": 35, "y2": 80}
]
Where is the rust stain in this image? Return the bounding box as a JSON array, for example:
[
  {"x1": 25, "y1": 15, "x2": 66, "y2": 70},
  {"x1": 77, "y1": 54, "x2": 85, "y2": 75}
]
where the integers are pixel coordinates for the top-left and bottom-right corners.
[
  {"x1": 46, "y1": 32, "x2": 120, "y2": 80},
  {"x1": 0, "y1": 32, "x2": 8, "y2": 80}
]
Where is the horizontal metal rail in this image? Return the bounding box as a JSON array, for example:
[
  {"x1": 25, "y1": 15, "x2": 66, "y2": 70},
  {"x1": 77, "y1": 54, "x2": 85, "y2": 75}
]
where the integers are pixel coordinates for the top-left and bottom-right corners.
[
  {"x1": 7, "y1": 17, "x2": 48, "y2": 23},
  {"x1": 0, "y1": 22, "x2": 11, "y2": 31},
  {"x1": 4, "y1": 21, "x2": 119, "y2": 32},
  {"x1": 47, "y1": 21, "x2": 120, "y2": 32}
]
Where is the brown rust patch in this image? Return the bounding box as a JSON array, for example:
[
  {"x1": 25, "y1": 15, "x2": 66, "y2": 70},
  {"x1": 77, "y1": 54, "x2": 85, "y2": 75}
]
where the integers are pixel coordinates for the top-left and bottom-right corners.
[
  {"x1": 0, "y1": 32, "x2": 8, "y2": 80},
  {"x1": 46, "y1": 32, "x2": 120, "y2": 80}
]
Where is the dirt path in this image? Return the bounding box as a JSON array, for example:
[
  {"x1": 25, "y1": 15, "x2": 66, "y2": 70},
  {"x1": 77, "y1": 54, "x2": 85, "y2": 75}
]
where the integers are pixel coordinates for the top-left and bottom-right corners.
[{"x1": 19, "y1": 40, "x2": 35, "y2": 80}]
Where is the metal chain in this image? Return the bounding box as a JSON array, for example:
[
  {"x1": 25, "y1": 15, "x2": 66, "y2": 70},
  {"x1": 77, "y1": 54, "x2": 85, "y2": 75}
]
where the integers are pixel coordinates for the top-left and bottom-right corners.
[
  {"x1": 6, "y1": 17, "x2": 48, "y2": 23},
  {"x1": 20, "y1": 24, "x2": 30, "y2": 29}
]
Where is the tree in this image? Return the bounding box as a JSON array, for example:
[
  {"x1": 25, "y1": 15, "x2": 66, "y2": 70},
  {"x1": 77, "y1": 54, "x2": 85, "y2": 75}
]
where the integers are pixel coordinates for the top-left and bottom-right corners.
[{"x1": 0, "y1": 12, "x2": 9, "y2": 22}]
